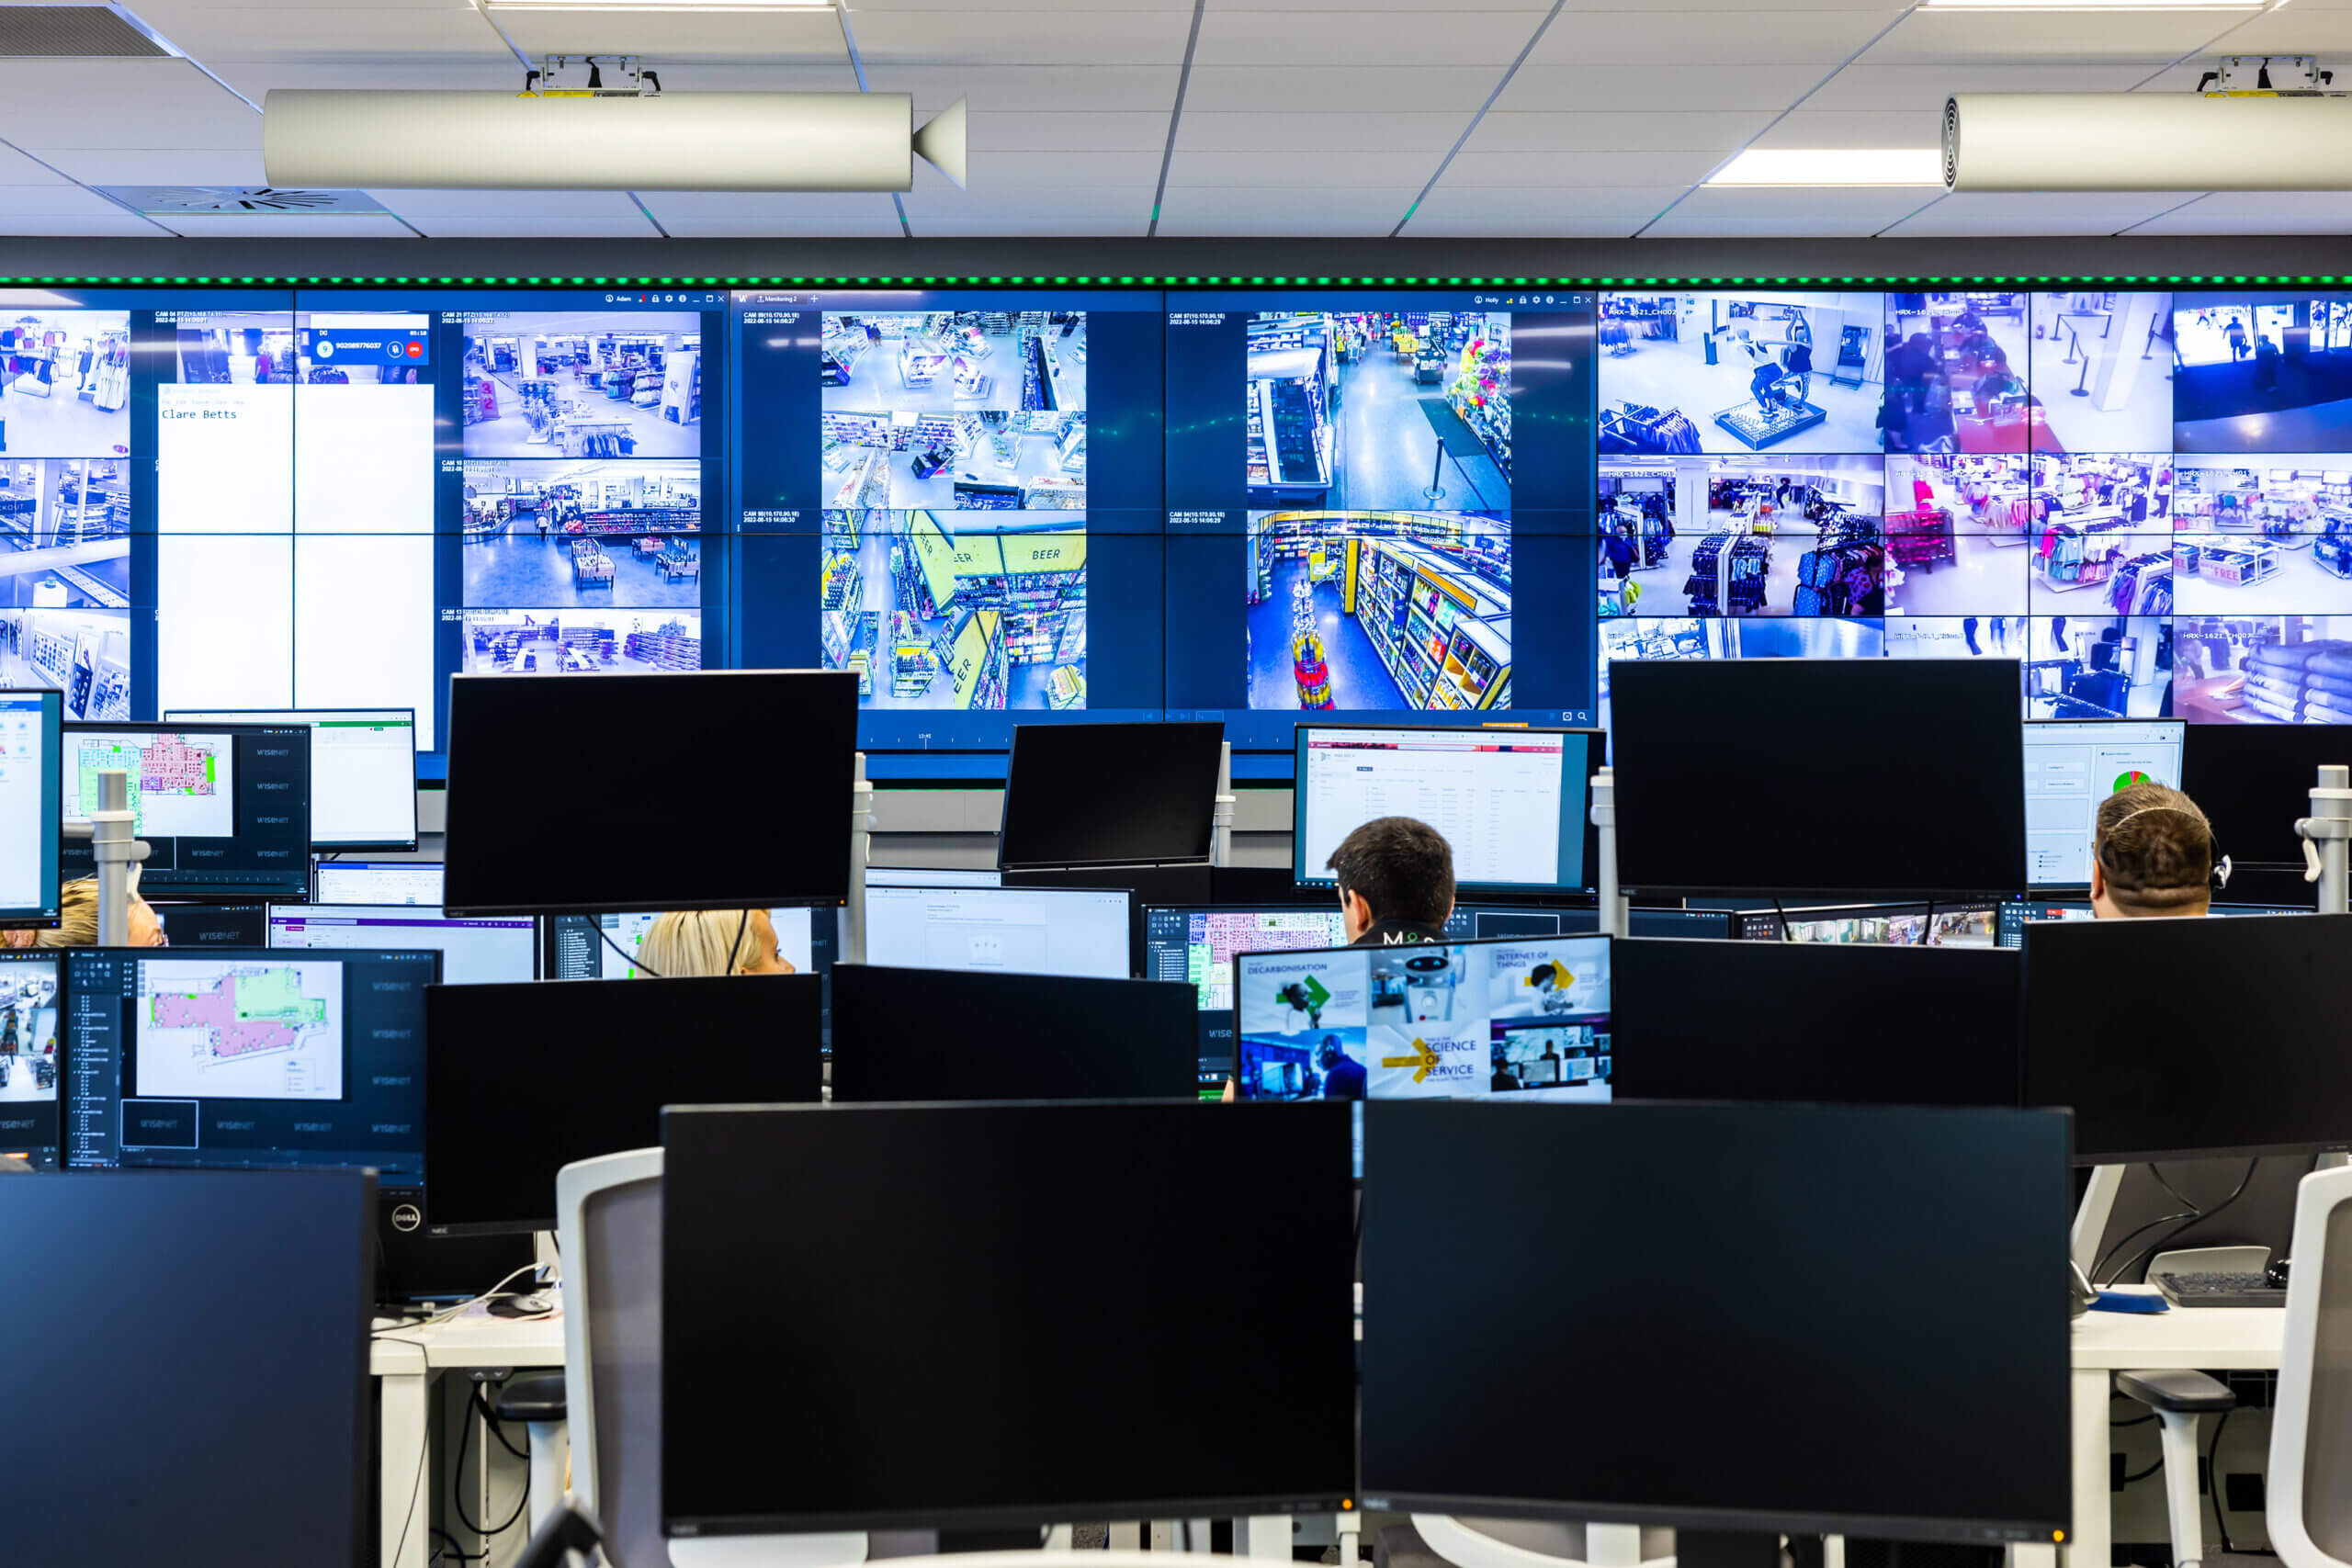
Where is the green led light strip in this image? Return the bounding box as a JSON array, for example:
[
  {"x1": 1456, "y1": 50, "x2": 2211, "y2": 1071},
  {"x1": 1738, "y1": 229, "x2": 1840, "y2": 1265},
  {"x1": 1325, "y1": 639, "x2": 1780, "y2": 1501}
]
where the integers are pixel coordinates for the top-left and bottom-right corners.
[{"x1": 0, "y1": 274, "x2": 2340, "y2": 288}]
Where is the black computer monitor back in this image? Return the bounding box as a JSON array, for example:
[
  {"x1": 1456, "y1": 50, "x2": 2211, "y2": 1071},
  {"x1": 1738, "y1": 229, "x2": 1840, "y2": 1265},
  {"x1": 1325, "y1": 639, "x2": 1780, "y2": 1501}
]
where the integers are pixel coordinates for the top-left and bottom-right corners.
[
  {"x1": 3, "y1": 1167, "x2": 373, "y2": 1566},
  {"x1": 1614, "y1": 937, "x2": 2023, "y2": 1107},
  {"x1": 1611, "y1": 659, "x2": 2026, "y2": 897},
  {"x1": 831, "y1": 964, "x2": 1198, "y2": 1102},
  {"x1": 2181, "y1": 721, "x2": 2352, "y2": 867},
  {"x1": 1360, "y1": 1099, "x2": 2071, "y2": 1541},
  {"x1": 2024, "y1": 912, "x2": 2352, "y2": 1162},
  {"x1": 423, "y1": 973, "x2": 821, "y2": 1234},
  {"x1": 997, "y1": 720, "x2": 1224, "y2": 870}
]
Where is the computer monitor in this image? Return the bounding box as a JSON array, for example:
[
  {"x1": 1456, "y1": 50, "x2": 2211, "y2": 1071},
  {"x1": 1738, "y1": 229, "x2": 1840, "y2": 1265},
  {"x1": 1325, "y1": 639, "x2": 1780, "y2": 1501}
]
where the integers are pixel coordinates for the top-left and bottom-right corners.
[
  {"x1": 313, "y1": 860, "x2": 444, "y2": 906},
  {"x1": 1733, "y1": 900, "x2": 2005, "y2": 947},
  {"x1": 1234, "y1": 933, "x2": 1611, "y2": 1102},
  {"x1": 1448, "y1": 904, "x2": 1737, "y2": 942},
  {"x1": 2023, "y1": 719, "x2": 2184, "y2": 886},
  {"x1": 1612, "y1": 938, "x2": 2023, "y2": 1107},
  {"x1": 268, "y1": 905, "x2": 537, "y2": 986},
  {"x1": 62, "y1": 723, "x2": 311, "y2": 899},
  {"x1": 2024, "y1": 913, "x2": 2352, "y2": 1163},
  {"x1": 865, "y1": 865, "x2": 1002, "y2": 889},
  {"x1": 865, "y1": 884, "x2": 1130, "y2": 979},
  {"x1": 423, "y1": 974, "x2": 822, "y2": 1235},
  {"x1": 829, "y1": 964, "x2": 1197, "y2": 1102},
  {"x1": 2181, "y1": 721, "x2": 2352, "y2": 867},
  {"x1": 0, "y1": 950, "x2": 64, "y2": 1168},
  {"x1": 146, "y1": 900, "x2": 268, "y2": 948},
  {"x1": 1294, "y1": 724, "x2": 1600, "y2": 893},
  {"x1": 538, "y1": 906, "x2": 832, "y2": 982},
  {"x1": 0, "y1": 690, "x2": 59, "y2": 924},
  {"x1": 1996, "y1": 899, "x2": 2306, "y2": 947},
  {"x1": 443, "y1": 671, "x2": 857, "y2": 915},
  {"x1": 61, "y1": 945, "x2": 439, "y2": 1180},
  {"x1": 1611, "y1": 660, "x2": 2026, "y2": 897},
  {"x1": 997, "y1": 720, "x2": 1225, "y2": 870},
  {"x1": 1144, "y1": 903, "x2": 1351, "y2": 1091},
  {"x1": 164, "y1": 706, "x2": 417, "y2": 852},
  {"x1": 1360, "y1": 1099, "x2": 2071, "y2": 1541},
  {"x1": 662, "y1": 1100, "x2": 1357, "y2": 1535},
  {"x1": 1001, "y1": 862, "x2": 1212, "y2": 974},
  {"x1": 4, "y1": 1167, "x2": 372, "y2": 1566}
]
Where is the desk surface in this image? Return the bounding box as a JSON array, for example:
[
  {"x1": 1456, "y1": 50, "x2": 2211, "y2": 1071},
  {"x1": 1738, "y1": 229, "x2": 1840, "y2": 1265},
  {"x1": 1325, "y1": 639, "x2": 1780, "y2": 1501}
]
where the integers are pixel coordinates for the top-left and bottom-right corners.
[
  {"x1": 371, "y1": 1306, "x2": 565, "y2": 1376},
  {"x1": 2070, "y1": 1290, "x2": 2283, "y2": 1371}
]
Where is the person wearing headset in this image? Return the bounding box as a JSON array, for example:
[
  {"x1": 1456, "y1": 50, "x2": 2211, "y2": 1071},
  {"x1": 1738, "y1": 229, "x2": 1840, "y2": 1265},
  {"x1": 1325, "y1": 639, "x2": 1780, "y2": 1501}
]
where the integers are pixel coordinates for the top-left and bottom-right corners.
[
  {"x1": 2090, "y1": 783, "x2": 2222, "y2": 920},
  {"x1": 635, "y1": 908, "x2": 796, "y2": 977},
  {"x1": 1327, "y1": 815, "x2": 1456, "y2": 947}
]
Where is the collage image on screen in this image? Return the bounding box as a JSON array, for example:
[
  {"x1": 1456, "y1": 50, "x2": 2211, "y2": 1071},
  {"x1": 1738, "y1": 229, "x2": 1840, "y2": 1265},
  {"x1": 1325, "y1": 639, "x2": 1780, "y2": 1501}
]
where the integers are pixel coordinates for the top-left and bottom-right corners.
[{"x1": 1598, "y1": 288, "x2": 2352, "y2": 733}]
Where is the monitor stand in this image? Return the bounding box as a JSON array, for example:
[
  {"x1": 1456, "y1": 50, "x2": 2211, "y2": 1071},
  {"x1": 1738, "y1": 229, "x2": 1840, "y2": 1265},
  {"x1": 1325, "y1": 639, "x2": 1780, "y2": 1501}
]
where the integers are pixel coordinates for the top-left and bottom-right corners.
[
  {"x1": 1414, "y1": 1517, "x2": 1672, "y2": 1568},
  {"x1": 2072, "y1": 1165, "x2": 2126, "y2": 1279},
  {"x1": 671, "y1": 1532, "x2": 868, "y2": 1567}
]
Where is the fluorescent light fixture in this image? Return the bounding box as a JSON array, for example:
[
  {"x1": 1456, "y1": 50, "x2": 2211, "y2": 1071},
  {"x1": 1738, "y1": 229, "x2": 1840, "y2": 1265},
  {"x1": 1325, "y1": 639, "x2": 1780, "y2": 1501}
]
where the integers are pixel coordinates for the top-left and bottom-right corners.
[{"x1": 1708, "y1": 149, "x2": 1942, "y2": 187}]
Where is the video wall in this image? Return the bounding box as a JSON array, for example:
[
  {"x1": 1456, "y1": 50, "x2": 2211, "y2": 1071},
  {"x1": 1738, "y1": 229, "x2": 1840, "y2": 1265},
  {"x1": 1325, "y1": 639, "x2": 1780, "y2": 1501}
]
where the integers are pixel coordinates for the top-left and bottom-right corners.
[{"x1": 22, "y1": 279, "x2": 2350, "y2": 775}]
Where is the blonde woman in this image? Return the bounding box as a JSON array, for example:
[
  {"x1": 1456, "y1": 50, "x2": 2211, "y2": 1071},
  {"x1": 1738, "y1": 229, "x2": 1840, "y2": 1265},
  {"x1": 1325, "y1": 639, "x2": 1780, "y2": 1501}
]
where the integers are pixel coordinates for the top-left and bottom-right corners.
[
  {"x1": 2, "y1": 877, "x2": 167, "y2": 949},
  {"x1": 635, "y1": 908, "x2": 794, "y2": 977}
]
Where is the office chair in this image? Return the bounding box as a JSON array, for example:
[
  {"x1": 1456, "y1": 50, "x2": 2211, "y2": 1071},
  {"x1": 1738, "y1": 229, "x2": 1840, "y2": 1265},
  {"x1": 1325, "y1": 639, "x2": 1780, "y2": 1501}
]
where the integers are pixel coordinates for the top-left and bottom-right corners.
[
  {"x1": 2268, "y1": 1164, "x2": 2352, "y2": 1568},
  {"x1": 2113, "y1": 1369, "x2": 2236, "y2": 1568}
]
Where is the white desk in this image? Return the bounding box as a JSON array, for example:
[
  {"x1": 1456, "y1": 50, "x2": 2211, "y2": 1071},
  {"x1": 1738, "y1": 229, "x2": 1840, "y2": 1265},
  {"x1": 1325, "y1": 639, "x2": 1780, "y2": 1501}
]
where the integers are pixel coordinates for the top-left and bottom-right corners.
[
  {"x1": 371, "y1": 1309, "x2": 566, "y2": 1568},
  {"x1": 2064, "y1": 1293, "x2": 2283, "y2": 1568}
]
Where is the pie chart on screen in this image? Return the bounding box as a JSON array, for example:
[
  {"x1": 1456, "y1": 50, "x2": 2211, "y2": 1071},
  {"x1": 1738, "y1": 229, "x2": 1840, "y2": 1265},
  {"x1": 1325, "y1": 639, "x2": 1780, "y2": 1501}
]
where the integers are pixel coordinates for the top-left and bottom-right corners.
[{"x1": 2113, "y1": 770, "x2": 2154, "y2": 791}]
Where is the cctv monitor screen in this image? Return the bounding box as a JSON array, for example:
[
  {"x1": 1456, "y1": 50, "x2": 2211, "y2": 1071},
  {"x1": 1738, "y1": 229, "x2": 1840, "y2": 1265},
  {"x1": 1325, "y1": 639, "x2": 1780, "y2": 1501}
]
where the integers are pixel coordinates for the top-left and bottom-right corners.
[
  {"x1": 0, "y1": 690, "x2": 59, "y2": 925},
  {"x1": 2023, "y1": 719, "x2": 2184, "y2": 886},
  {"x1": 61, "y1": 945, "x2": 438, "y2": 1179},
  {"x1": 829, "y1": 964, "x2": 1197, "y2": 1103},
  {"x1": 164, "y1": 707, "x2": 417, "y2": 852},
  {"x1": 2024, "y1": 912, "x2": 2352, "y2": 1162},
  {"x1": 442, "y1": 671, "x2": 857, "y2": 915},
  {"x1": 423, "y1": 974, "x2": 822, "y2": 1235},
  {"x1": 1734, "y1": 901, "x2": 2005, "y2": 946},
  {"x1": 0, "y1": 950, "x2": 63, "y2": 1168},
  {"x1": 1612, "y1": 938, "x2": 2023, "y2": 1108},
  {"x1": 1360, "y1": 1099, "x2": 2071, "y2": 1540},
  {"x1": 2181, "y1": 721, "x2": 2352, "y2": 868},
  {"x1": 1234, "y1": 933, "x2": 1611, "y2": 1102},
  {"x1": 865, "y1": 884, "x2": 1130, "y2": 979},
  {"x1": 268, "y1": 905, "x2": 537, "y2": 987},
  {"x1": 1293, "y1": 724, "x2": 1598, "y2": 893},
  {"x1": 662, "y1": 1099, "x2": 1358, "y2": 1534},
  {"x1": 998, "y1": 720, "x2": 1225, "y2": 869},
  {"x1": 62, "y1": 723, "x2": 311, "y2": 899},
  {"x1": 1611, "y1": 660, "x2": 2026, "y2": 897},
  {"x1": 312, "y1": 860, "x2": 444, "y2": 907}
]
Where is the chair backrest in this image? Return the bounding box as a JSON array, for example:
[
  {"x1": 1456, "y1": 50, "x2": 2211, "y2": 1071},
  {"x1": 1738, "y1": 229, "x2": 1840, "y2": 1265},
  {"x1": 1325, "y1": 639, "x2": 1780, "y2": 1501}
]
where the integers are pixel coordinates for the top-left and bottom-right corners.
[
  {"x1": 557, "y1": 1147, "x2": 667, "y2": 1568},
  {"x1": 2269, "y1": 1163, "x2": 2352, "y2": 1568}
]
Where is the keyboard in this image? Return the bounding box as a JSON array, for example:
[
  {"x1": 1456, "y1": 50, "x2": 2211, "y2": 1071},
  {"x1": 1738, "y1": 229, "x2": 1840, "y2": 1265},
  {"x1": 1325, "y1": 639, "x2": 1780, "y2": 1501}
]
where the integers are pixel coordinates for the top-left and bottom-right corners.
[{"x1": 2152, "y1": 1270, "x2": 2286, "y2": 1309}]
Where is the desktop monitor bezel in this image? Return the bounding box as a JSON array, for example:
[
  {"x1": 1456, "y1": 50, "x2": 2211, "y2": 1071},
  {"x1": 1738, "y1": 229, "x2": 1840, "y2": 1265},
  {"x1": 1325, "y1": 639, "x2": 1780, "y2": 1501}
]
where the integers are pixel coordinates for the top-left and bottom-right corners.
[
  {"x1": 996, "y1": 719, "x2": 1227, "y2": 872},
  {"x1": 62, "y1": 720, "x2": 313, "y2": 900},
  {"x1": 0, "y1": 688, "x2": 62, "y2": 926},
  {"x1": 1289, "y1": 721, "x2": 1602, "y2": 895},
  {"x1": 160, "y1": 705, "x2": 419, "y2": 852}
]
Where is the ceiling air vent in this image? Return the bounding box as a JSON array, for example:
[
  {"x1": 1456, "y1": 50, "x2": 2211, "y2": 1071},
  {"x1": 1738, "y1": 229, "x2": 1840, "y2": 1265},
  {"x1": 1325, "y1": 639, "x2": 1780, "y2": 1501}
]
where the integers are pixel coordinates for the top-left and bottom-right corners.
[
  {"x1": 0, "y1": 6, "x2": 170, "y2": 58},
  {"x1": 98, "y1": 186, "x2": 389, "y2": 217}
]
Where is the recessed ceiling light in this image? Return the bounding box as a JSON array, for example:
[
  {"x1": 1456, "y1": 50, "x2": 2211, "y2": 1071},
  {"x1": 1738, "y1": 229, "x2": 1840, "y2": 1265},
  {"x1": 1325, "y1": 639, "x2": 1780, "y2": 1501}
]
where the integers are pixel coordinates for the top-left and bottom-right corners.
[{"x1": 1707, "y1": 149, "x2": 1943, "y2": 187}]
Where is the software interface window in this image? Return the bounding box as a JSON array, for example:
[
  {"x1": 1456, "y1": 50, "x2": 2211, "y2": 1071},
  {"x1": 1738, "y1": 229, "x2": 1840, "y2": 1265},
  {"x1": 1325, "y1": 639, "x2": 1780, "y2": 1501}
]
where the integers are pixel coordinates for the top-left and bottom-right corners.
[
  {"x1": 2023, "y1": 720, "x2": 2186, "y2": 886},
  {"x1": 1296, "y1": 726, "x2": 1581, "y2": 890},
  {"x1": 864, "y1": 885, "x2": 1128, "y2": 979}
]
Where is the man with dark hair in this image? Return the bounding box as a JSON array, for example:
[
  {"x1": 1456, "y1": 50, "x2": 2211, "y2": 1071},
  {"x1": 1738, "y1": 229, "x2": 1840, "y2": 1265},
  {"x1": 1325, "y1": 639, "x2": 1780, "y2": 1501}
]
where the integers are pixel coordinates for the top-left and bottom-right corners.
[
  {"x1": 2091, "y1": 782, "x2": 2216, "y2": 919},
  {"x1": 1325, "y1": 815, "x2": 1456, "y2": 947}
]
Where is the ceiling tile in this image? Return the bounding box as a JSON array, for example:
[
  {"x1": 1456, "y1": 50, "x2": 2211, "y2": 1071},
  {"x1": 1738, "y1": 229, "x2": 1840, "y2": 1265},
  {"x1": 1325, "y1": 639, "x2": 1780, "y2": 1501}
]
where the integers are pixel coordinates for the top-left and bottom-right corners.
[
  {"x1": 0, "y1": 213, "x2": 170, "y2": 237},
  {"x1": 1154, "y1": 185, "x2": 1420, "y2": 236},
  {"x1": 492, "y1": 9, "x2": 847, "y2": 61},
  {"x1": 633, "y1": 190, "x2": 906, "y2": 238},
  {"x1": 1883, "y1": 191, "x2": 2195, "y2": 237},
  {"x1": 1182, "y1": 64, "x2": 1504, "y2": 112},
  {"x1": 1442, "y1": 149, "x2": 1724, "y2": 186},
  {"x1": 1800, "y1": 62, "x2": 2153, "y2": 110},
  {"x1": 1174, "y1": 111, "x2": 1468, "y2": 153},
  {"x1": 962, "y1": 149, "x2": 1166, "y2": 185},
  {"x1": 1193, "y1": 8, "x2": 1544, "y2": 66},
  {"x1": 1203, "y1": 0, "x2": 1555, "y2": 9},
  {"x1": 210, "y1": 59, "x2": 517, "y2": 97},
  {"x1": 2195, "y1": 9, "x2": 2352, "y2": 51},
  {"x1": 1497, "y1": 64, "x2": 1812, "y2": 114},
  {"x1": 971, "y1": 111, "x2": 1173, "y2": 152},
  {"x1": 1526, "y1": 9, "x2": 1905, "y2": 67},
  {"x1": 1404, "y1": 185, "x2": 1684, "y2": 237},
  {"x1": 369, "y1": 189, "x2": 659, "y2": 238},
  {"x1": 1467, "y1": 111, "x2": 1773, "y2": 153},
  {"x1": 1165, "y1": 149, "x2": 1438, "y2": 189},
  {"x1": 1640, "y1": 183, "x2": 1939, "y2": 237},
  {"x1": 857, "y1": 0, "x2": 1193, "y2": 7},
  {"x1": 0, "y1": 61, "x2": 258, "y2": 147},
  {"x1": 0, "y1": 145, "x2": 75, "y2": 186},
  {"x1": 1749, "y1": 109, "x2": 1939, "y2": 150},
  {"x1": 902, "y1": 182, "x2": 1148, "y2": 236},
  {"x1": 865, "y1": 63, "x2": 1182, "y2": 112},
  {"x1": 1854, "y1": 9, "x2": 2230, "y2": 65},
  {"x1": 143, "y1": 6, "x2": 508, "y2": 62},
  {"x1": 161, "y1": 213, "x2": 419, "y2": 237},
  {"x1": 847, "y1": 9, "x2": 1194, "y2": 64},
  {"x1": 28, "y1": 149, "x2": 266, "y2": 186},
  {"x1": 2125, "y1": 192, "x2": 2352, "y2": 236},
  {"x1": 0, "y1": 184, "x2": 141, "y2": 219},
  {"x1": 610, "y1": 62, "x2": 860, "y2": 91}
]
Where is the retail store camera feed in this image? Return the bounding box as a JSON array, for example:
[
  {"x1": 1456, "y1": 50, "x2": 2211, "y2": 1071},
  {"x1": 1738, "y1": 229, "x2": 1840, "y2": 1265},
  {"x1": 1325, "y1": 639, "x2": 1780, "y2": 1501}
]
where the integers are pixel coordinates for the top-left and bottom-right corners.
[
  {"x1": 1610, "y1": 658, "x2": 2027, "y2": 896},
  {"x1": 441, "y1": 671, "x2": 856, "y2": 916}
]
